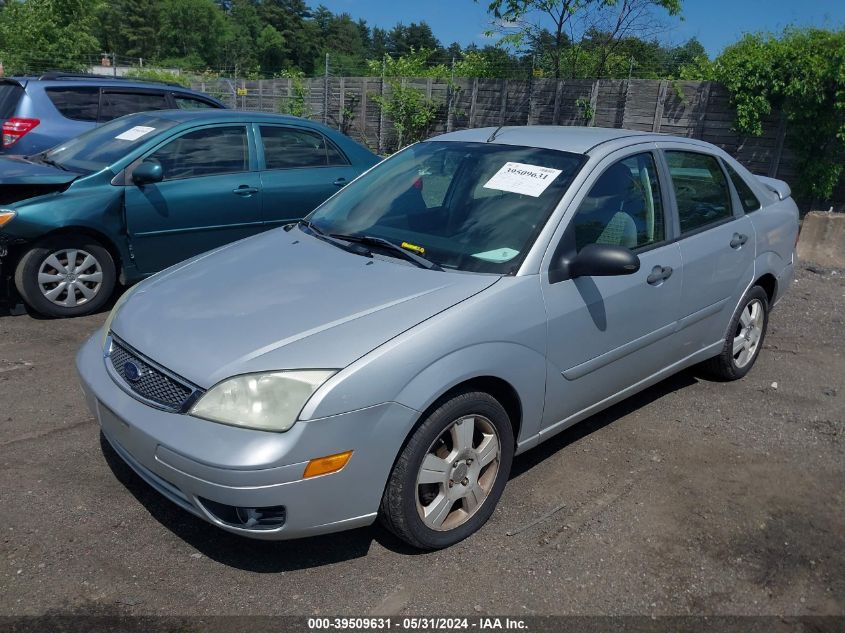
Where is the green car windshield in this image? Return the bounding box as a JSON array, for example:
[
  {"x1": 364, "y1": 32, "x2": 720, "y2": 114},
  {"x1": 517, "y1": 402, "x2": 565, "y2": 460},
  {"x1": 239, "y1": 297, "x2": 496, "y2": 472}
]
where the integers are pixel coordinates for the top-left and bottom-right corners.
[
  {"x1": 41, "y1": 114, "x2": 179, "y2": 174},
  {"x1": 309, "y1": 141, "x2": 585, "y2": 274}
]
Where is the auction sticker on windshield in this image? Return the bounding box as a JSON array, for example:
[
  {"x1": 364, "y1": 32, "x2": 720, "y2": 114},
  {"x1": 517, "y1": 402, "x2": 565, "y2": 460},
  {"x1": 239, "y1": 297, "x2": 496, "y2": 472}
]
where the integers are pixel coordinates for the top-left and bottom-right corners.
[
  {"x1": 483, "y1": 162, "x2": 562, "y2": 197},
  {"x1": 115, "y1": 126, "x2": 156, "y2": 141}
]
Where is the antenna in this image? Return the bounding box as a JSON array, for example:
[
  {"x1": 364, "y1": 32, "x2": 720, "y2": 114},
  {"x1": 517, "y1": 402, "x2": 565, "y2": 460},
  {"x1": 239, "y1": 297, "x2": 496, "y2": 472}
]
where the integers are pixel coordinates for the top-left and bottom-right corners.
[{"x1": 487, "y1": 125, "x2": 504, "y2": 143}]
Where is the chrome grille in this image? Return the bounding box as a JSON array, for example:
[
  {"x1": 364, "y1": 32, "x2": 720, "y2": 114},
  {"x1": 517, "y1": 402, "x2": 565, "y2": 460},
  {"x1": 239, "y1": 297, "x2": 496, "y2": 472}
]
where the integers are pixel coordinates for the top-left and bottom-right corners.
[{"x1": 108, "y1": 338, "x2": 195, "y2": 411}]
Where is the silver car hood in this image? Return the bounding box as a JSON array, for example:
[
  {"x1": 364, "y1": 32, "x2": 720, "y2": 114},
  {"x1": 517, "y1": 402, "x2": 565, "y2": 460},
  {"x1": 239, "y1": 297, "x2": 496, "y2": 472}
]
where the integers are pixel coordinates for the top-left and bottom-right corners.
[{"x1": 112, "y1": 227, "x2": 499, "y2": 388}]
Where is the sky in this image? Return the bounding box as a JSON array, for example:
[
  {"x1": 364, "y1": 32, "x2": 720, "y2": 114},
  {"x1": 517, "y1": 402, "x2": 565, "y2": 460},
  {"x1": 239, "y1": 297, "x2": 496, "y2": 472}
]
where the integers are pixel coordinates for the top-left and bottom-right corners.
[{"x1": 316, "y1": 0, "x2": 845, "y2": 56}]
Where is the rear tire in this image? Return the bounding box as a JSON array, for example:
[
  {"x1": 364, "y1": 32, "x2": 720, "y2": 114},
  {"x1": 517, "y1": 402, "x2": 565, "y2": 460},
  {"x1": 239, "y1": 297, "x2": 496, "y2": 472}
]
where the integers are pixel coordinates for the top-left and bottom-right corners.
[
  {"x1": 701, "y1": 285, "x2": 769, "y2": 381},
  {"x1": 379, "y1": 390, "x2": 514, "y2": 550},
  {"x1": 14, "y1": 235, "x2": 116, "y2": 318}
]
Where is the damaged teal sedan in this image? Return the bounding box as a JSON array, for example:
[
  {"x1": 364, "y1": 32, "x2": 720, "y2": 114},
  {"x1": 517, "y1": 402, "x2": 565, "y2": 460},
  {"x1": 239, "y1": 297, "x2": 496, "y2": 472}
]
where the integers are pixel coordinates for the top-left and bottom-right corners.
[{"x1": 0, "y1": 110, "x2": 378, "y2": 316}]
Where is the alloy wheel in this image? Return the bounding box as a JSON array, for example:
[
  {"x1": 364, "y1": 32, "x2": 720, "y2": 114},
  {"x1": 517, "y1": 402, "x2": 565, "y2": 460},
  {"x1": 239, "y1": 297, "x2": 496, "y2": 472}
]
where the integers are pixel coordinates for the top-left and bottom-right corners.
[
  {"x1": 415, "y1": 414, "x2": 501, "y2": 531},
  {"x1": 733, "y1": 298, "x2": 764, "y2": 368}
]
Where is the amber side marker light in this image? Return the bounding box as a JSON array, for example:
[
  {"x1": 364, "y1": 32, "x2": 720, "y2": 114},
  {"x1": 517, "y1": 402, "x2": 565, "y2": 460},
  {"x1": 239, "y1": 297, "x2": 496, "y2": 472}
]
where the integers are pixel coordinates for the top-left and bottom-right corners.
[{"x1": 303, "y1": 450, "x2": 353, "y2": 479}]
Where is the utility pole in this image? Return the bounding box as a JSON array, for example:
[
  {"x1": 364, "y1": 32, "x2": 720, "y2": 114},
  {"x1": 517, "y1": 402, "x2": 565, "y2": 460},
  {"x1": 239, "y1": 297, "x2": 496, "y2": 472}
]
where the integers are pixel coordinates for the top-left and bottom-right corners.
[
  {"x1": 112, "y1": 52, "x2": 117, "y2": 77},
  {"x1": 323, "y1": 52, "x2": 329, "y2": 124},
  {"x1": 527, "y1": 54, "x2": 536, "y2": 125},
  {"x1": 378, "y1": 54, "x2": 386, "y2": 153},
  {"x1": 628, "y1": 55, "x2": 634, "y2": 80},
  {"x1": 446, "y1": 56, "x2": 455, "y2": 133}
]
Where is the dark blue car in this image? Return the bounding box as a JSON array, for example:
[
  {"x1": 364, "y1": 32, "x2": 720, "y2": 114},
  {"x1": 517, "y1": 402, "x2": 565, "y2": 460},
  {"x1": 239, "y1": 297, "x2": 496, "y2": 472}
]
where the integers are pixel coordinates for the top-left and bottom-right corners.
[{"x1": 0, "y1": 110, "x2": 379, "y2": 317}]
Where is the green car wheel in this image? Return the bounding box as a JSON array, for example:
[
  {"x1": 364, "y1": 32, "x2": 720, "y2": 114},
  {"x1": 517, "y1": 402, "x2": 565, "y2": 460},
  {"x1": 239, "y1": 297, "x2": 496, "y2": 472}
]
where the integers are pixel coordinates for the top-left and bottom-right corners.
[{"x1": 15, "y1": 234, "x2": 117, "y2": 318}]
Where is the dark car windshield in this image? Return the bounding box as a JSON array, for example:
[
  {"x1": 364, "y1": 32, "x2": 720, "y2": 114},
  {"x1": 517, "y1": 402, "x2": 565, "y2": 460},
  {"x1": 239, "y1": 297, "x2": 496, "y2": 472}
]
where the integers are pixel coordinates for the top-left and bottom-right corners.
[
  {"x1": 40, "y1": 114, "x2": 180, "y2": 173},
  {"x1": 308, "y1": 141, "x2": 585, "y2": 274}
]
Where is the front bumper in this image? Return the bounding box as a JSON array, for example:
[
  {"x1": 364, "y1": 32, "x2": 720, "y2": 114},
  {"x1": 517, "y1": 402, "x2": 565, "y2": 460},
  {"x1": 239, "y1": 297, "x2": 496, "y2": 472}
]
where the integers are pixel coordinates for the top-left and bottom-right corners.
[{"x1": 75, "y1": 334, "x2": 420, "y2": 540}]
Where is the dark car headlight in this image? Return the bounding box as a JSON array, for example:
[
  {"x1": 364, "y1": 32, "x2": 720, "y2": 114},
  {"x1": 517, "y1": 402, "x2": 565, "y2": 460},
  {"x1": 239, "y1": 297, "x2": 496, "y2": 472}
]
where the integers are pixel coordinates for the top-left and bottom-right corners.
[{"x1": 0, "y1": 209, "x2": 16, "y2": 228}]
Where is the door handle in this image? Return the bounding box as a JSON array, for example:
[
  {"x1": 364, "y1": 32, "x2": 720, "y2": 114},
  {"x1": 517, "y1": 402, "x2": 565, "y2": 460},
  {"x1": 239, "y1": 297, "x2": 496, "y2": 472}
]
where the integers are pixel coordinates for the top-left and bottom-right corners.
[
  {"x1": 232, "y1": 186, "x2": 259, "y2": 196},
  {"x1": 647, "y1": 265, "x2": 673, "y2": 285},
  {"x1": 333, "y1": 177, "x2": 348, "y2": 187},
  {"x1": 730, "y1": 233, "x2": 748, "y2": 249}
]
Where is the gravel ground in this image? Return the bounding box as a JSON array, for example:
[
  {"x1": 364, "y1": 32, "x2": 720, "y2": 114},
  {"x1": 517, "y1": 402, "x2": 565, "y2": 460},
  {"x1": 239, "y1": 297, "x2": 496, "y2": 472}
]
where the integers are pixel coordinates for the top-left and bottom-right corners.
[{"x1": 0, "y1": 264, "x2": 843, "y2": 618}]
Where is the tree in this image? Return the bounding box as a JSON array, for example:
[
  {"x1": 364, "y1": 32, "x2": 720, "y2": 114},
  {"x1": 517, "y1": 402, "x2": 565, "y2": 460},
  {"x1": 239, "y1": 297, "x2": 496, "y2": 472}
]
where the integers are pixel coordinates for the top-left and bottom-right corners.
[
  {"x1": 315, "y1": 11, "x2": 368, "y2": 64},
  {"x1": 582, "y1": 0, "x2": 682, "y2": 77},
  {"x1": 256, "y1": 24, "x2": 286, "y2": 72},
  {"x1": 370, "y1": 27, "x2": 390, "y2": 59},
  {"x1": 95, "y1": 0, "x2": 160, "y2": 61},
  {"x1": 158, "y1": 0, "x2": 227, "y2": 67},
  {"x1": 220, "y1": 0, "x2": 264, "y2": 74},
  {"x1": 483, "y1": 0, "x2": 682, "y2": 79},
  {"x1": 387, "y1": 22, "x2": 440, "y2": 56},
  {"x1": 682, "y1": 28, "x2": 845, "y2": 202},
  {"x1": 258, "y1": 0, "x2": 317, "y2": 72},
  {"x1": 0, "y1": 0, "x2": 101, "y2": 72}
]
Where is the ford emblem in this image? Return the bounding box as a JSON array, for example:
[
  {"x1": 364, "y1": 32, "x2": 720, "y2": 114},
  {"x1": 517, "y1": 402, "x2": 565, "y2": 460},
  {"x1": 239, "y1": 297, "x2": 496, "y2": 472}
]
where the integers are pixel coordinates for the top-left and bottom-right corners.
[{"x1": 124, "y1": 361, "x2": 142, "y2": 383}]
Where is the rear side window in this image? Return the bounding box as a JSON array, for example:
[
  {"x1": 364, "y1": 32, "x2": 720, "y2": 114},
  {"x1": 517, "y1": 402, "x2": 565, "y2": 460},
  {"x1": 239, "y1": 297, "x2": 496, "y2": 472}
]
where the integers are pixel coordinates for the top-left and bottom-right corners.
[
  {"x1": 724, "y1": 161, "x2": 762, "y2": 213},
  {"x1": 259, "y1": 126, "x2": 349, "y2": 169},
  {"x1": 149, "y1": 126, "x2": 249, "y2": 180},
  {"x1": 665, "y1": 151, "x2": 733, "y2": 234},
  {"x1": 174, "y1": 95, "x2": 216, "y2": 109},
  {"x1": 0, "y1": 83, "x2": 24, "y2": 119},
  {"x1": 99, "y1": 91, "x2": 169, "y2": 122},
  {"x1": 46, "y1": 87, "x2": 100, "y2": 122}
]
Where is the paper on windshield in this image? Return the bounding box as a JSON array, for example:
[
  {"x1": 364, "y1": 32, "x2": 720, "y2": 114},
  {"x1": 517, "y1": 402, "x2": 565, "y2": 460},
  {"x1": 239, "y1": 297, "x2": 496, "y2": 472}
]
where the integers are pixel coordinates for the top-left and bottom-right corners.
[
  {"x1": 472, "y1": 247, "x2": 519, "y2": 263},
  {"x1": 483, "y1": 162, "x2": 562, "y2": 197},
  {"x1": 115, "y1": 126, "x2": 156, "y2": 141}
]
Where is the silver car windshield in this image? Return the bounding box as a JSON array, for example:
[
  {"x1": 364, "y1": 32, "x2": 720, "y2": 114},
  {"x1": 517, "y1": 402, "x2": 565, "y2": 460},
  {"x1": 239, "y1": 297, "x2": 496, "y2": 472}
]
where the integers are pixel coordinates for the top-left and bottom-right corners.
[
  {"x1": 41, "y1": 114, "x2": 179, "y2": 173},
  {"x1": 309, "y1": 141, "x2": 585, "y2": 274}
]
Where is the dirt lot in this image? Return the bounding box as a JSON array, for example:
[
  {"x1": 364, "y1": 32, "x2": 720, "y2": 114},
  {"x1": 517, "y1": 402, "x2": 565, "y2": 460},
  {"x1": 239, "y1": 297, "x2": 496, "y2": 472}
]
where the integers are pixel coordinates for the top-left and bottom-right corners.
[{"x1": 0, "y1": 264, "x2": 843, "y2": 619}]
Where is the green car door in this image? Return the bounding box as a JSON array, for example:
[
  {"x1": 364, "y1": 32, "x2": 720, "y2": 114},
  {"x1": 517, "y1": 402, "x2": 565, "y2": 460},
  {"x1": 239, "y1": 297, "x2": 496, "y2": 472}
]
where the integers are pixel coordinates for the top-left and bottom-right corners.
[
  {"x1": 255, "y1": 124, "x2": 361, "y2": 226},
  {"x1": 123, "y1": 124, "x2": 264, "y2": 274}
]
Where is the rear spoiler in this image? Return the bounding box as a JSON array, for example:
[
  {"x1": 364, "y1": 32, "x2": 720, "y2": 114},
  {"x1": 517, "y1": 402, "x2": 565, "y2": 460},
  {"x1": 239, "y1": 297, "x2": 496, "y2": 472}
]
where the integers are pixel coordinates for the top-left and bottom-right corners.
[{"x1": 756, "y1": 175, "x2": 791, "y2": 201}]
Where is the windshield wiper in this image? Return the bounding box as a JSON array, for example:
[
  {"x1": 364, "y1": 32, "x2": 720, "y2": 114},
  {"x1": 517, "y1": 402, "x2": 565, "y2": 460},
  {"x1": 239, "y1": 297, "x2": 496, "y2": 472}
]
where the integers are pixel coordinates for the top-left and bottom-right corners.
[
  {"x1": 331, "y1": 233, "x2": 444, "y2": 271},
  {"x1": 297, "y1": 219, "x2": 373, "y2": 258},
  {"x1": 37, "y1": 155, "x2": 70, "y2": 172}
]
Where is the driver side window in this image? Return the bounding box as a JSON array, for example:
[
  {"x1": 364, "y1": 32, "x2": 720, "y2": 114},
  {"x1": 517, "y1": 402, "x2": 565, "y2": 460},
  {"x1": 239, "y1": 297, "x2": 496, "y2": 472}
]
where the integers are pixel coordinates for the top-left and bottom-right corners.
[
  {"x1": 571, "y1": 153, "x2": 665, "y2": 253},
  {"x1": 149, "y1": 126, "x2": 249, "y2": 181}
]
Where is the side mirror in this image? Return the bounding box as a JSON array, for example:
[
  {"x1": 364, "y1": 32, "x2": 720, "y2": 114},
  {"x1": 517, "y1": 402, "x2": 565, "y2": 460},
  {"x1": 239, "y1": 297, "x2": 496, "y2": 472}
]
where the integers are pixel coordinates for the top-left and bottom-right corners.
[
  {"x1": 132, "y1": 159, "x2": 163, "y2": 186},
  {"x1": 566, "y1": 243, "x2": 640, "y2": 279}
]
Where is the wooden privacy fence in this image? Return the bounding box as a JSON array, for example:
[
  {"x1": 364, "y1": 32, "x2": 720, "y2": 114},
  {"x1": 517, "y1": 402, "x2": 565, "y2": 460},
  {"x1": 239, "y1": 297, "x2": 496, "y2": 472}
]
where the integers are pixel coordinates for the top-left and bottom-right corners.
[{"x1": 193, "y1": 77, "x2": 797, "y2": 188}]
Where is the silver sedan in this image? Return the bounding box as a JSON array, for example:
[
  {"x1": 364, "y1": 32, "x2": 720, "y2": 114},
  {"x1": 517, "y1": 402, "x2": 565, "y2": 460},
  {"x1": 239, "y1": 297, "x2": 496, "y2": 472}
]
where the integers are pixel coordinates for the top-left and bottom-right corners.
[{"x1": 76, "y1": 126, "x2": 799, "y2": 549}]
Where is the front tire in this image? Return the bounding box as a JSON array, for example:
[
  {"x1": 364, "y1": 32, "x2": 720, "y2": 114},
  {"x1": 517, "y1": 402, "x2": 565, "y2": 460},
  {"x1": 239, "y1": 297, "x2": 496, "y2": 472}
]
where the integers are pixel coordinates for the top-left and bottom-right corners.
[
  {"x1": 380, "y1": 391, "x2": 514, "y2": 550},
  {"x1": 14, "y1": 235, "x2": 116, "y2": 318},
  {"x1": 701, "y1": 285, "x2": 769, "y2": 380}
]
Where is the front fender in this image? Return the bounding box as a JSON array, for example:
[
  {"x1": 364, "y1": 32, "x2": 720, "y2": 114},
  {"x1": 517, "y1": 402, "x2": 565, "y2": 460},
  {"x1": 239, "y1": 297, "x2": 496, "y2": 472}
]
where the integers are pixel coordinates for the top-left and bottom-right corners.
[
  {"x1": 4, "y1": 185, "x2": 124, "y2": 242},
  {"x1": 392, "y1": 342, "x2": 547, "y2": 445}
]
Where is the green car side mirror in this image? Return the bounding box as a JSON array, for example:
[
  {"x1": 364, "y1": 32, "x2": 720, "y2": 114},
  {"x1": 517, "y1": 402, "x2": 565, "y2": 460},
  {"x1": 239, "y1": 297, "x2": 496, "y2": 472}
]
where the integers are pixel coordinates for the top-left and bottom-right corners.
[{"x1": 132, "y1": 159, "x2": 163, "y2": 186}]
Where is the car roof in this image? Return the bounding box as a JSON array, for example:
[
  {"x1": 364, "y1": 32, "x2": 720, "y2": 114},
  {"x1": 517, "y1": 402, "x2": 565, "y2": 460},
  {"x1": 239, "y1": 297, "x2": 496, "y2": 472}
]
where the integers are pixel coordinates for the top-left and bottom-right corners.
[
  {"x1": 10, "y1": 75, "x2": 203, "y2": 93},
  {"x1": 432, "y1": 125, "x2": 671, "y2": 155},
  {"x1": 122, "y1": 109, "x2": 316, "y2": 125}
]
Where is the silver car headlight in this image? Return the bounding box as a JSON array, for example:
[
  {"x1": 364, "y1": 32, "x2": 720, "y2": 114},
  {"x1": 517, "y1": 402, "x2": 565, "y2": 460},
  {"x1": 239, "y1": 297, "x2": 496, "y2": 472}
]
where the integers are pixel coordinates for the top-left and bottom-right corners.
[
  {"x1": 189, "y1": 370, "x2": 336, "y2": 432},
  {"x1": 101, "y1": 283, "x2": 141, "y2": 348}
]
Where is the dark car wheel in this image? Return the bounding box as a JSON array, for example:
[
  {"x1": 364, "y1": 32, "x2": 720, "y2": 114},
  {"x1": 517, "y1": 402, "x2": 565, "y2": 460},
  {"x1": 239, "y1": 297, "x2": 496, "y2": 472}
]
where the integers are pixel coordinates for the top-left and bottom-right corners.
[
  {"x1": 14, "y1": 235, "x2": 116, "y2": 318},
  {"x1": 701, "y1": 285, "x2": 769, "y2": 381},
  {"x1": 380, "y1": 390, "x2": 514, "y2": 550}
]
